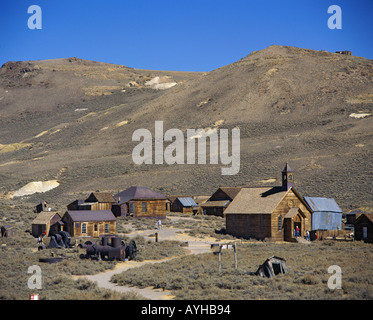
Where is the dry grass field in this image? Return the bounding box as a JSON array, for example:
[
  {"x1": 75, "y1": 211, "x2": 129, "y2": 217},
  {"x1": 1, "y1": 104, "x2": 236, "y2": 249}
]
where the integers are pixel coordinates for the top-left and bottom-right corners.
[
  {"x1": 0, "y1": 203, "x2": 372, "y2": 300},
  {"x1": 110, "y1": 238, "x2": 373, "y2": 300}
]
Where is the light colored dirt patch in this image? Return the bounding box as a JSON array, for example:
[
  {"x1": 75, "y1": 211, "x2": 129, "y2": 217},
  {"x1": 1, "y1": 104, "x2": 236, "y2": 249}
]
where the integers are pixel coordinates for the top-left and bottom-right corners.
[
  {"x1": 12, "y1": 180, "x2": 60, "y2": 197},
  {"x1": 0, "y1": 142, "x2": 32, "y2": 154},
  {"x1": 349, "y1": 112, "x2": 371, "y2": 119}
]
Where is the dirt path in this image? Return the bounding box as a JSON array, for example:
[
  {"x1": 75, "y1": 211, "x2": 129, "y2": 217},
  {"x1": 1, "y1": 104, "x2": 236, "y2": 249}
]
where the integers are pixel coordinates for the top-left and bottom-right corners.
[{"x1": 76, "y1": 221, "x2": 217, "y2": 300}]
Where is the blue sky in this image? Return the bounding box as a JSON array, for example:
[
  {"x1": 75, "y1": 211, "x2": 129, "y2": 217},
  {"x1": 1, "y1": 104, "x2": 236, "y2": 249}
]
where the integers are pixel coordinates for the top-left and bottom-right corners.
[{"x1": 1, "y1": 0, "x2": 372, "y2": 71}]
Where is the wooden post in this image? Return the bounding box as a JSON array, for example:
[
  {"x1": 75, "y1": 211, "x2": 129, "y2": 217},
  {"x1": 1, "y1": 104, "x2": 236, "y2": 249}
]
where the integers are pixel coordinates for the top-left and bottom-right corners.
[
  {"x1": 155, "y1": 232, "x2": 158, "y2": 243},
  {"x1": 234, "y1": 242, "x2": 237, "y2": 270},
  {"x1": 218, "y1": 247, "x2": 222, "y2": 273}
]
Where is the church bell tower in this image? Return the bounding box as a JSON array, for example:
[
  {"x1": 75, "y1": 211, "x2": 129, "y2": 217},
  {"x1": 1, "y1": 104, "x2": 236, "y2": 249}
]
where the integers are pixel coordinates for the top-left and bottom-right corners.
[{"x1": 282, "y1": 163, "x2": 294, "y2": 191}]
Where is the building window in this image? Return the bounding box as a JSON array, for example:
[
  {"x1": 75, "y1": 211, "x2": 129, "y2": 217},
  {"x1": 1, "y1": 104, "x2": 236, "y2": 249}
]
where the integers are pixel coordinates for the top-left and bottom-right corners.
[
  {"x1": 82, "y1": 223, "x2": 87, "y2": 234},
  {"x1": 94, "y1": 224, "x2": 98, "y2": 232},
  {"x1": 278, "y1": 215, "x2": 282, "y2": 230},
  {"x1": 105, "y1": 224, "x2": 109, "y2": 233},
  {"x1": 142, "y1": 202, "x2": 147, "y2": 212}
]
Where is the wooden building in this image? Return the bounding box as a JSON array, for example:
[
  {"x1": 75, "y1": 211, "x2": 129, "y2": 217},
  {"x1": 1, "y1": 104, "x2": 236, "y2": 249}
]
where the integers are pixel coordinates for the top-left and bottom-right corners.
[
  {"x1": 67, "y1": 192, "x2": 116, "y2": 211},
  {"x1": 35, "y1": 201, "x2": 51, "y2": 213},
  {"x1": 0, "y1": 225, "x2": 14, "y2": 238},
  {"x1": 200, "y1": 187, "x2": 242, "y2": 217},
  {"x1": 225, "y1": 164, "x2": 312, "y2": 241},
  {"x1": 113, "y1": 186, "x2": 168, "y2": 218},
  {"x1": 31, "y1": 211, "x2": 62, "y2": 237},
  {"x1": 170, "y1": 197, "x2": 198, "y2": 214},
  {"x1": 62, "y1": 210, "x2": 116, "y2": 237},
  {"x1": 354, "y1": 213, "x2": 373, "y2": 243},
  {"x1": 200, "y1": 200, "x2": 231, "y2": 217}
]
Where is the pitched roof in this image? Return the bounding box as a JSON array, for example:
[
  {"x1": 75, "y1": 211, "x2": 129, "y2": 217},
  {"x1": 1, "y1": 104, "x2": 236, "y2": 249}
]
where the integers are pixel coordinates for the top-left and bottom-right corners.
[
  {"x1": 85, "y1": 192, "x2": 116, "y2": 203},
  {"x1": 32, "y1": 211, "x2": 61, "y2": 224},
  {"x1": 282, "y1": 163, "x2": 292, "y2": 172},
  {"x1": 303, "y1": 197, "x2": 342, "y2": 213},
  {"x1": 177, "y1": 197, "x2": 198, "y2": 207},
  {"x1": 355, "y1": 213, "x2": 373, "y2": 224},
  {"x1": 114, "y1": 186, "x2": 167, "y2": 204},
  {"x1": 224, "y1": 187, "x2": 287, "y2": 214},
  {"x1": 211, "y1": 187, "x2": 242, "y2": 200},
  {"x1": 285, "y1": 207, "x2": 300, "y2": 218},
  {"x1": 200, "y1": 200, "x2": 230, "y2": 208},
  {"x1": 65, "y1": 210, "x2": 116, "y2": 222}
]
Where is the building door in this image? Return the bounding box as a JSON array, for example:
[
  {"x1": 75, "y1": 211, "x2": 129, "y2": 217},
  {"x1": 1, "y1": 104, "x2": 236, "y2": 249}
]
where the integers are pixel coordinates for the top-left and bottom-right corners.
[
  {"x1": 363, "y1": 226, "x2": 368, "y2": 239},
  {"x1": 294, "y1": 213, "x2": 302, "y2": 237},
  {"x1": 93, "y1": 224, "x2": 99, "y2": 237}
]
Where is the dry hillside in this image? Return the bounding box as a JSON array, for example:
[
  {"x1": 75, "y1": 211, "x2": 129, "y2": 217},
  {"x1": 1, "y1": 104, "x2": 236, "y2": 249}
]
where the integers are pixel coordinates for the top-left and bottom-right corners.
[{"x1": 0, "y1": 45, "x2": 372, "y2": 211}]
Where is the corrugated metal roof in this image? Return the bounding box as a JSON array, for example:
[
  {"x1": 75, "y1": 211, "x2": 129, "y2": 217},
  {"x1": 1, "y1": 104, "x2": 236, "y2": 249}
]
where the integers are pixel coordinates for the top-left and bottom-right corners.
[
  {"x1": 304, "y1": 197, "x2": 342, "y2": 213},
  {"x1": 177, "y1": 197, "x2": 198, "y2": 207}
]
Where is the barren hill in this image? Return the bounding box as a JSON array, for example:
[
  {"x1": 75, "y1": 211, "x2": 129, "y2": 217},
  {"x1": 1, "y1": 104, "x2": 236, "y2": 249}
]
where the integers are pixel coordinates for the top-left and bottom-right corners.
[{"x1": 0, "y1": 45, "x2": 372, "y2": 211}]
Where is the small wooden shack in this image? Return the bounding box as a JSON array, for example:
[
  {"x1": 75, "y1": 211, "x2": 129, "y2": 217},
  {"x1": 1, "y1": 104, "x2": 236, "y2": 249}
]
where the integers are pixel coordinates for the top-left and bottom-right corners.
[
  {"x1": 35, "y1": 200, "x2": 51, "y2": 213},
  {"x1": 62, "y1": 210, "x2": 116, "y2": 237},
  {"x1": 354, "y1": 213, "x2": 373, "y2": 243},
  {"x1": 1, "y1": 225, "x2": 14, "y2": 238},
  {"x1": 200, "y1": 200, "x2": 231, "y2": 217},
  {"x1": 84, "y1": 192, "x2": 116, "y2": 210},
  {"x1": 113, "y1": 186, "x2": 168, "y2": 218},
  {"x1": 170, "y1": 197, "x2": 198, "y2": 214},
  {"x1": 31, "y1": 211, "x2": 62, "y2": 237}
]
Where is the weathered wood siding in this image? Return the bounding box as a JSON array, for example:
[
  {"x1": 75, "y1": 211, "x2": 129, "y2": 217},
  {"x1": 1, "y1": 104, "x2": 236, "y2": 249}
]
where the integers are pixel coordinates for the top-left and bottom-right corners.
[
  {"x1": 203, "y1": 207, "x2": 225, "y2": 217},
  {"x1": 63, "y1": 214, "x2": 115, "y2": 237},
  {"x1": 133, "y1": 199, "x2": 167, "y2": 218},
  {"x1": 73, "y1": 221, "x2": 116, "y2": 237},
  {"x1": 271, "y1": 189, "x2": 312, "y2": 241},
  {"x1": 89, "y1": 202, "x2": 113, "y2": 211},
  {"x1": 226, "y1": 214, "x2": 271, "y2": 240},
  {"x1": 354, "y1": 215, "x2": 373, "y2": 243},
  {"x1": 225, "y1": 189, "x2": 312, "y2": 241}
]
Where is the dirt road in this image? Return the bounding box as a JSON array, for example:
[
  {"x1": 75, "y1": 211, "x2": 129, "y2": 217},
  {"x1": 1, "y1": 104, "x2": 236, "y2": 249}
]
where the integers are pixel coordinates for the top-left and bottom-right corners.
[{"x1": 77, "y1": 219, "x2": 216, "y2": 300}]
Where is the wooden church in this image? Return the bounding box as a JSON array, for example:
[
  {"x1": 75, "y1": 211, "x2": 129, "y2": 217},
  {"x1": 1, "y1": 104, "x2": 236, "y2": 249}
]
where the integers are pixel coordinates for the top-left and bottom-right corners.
[{"x1": 225, "y1": 164, "x2": 313, "y2": 242}]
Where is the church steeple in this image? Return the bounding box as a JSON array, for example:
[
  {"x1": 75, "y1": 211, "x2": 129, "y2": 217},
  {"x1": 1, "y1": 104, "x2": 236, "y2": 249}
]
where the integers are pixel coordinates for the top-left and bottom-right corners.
[{"x1": 282, "y1": 163, "x2": 294, "y2": 191}]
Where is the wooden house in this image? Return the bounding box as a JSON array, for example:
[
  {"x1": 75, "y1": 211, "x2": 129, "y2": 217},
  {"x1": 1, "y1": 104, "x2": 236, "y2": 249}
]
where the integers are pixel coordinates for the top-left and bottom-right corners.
[
  {"x1": 200, "y1": 187, "x2": 242, "y2": 217},
  {"x1": 113, "y1": 186, "x2": 169, "y2": 218},
  {"x1": 354, "y1": 213, "x2": 373, "y2": 243},
  {"x1": 113, "y1": 186, "x2": 168, "y2": 218},
  {"x1": 67, "y1": 192, "x2": 116, "y2": 211},
  {"x1": 31, "y1": 211, "x2": 62, "y2": 237},
  {"x1": 170, "y1": 197, "x2": 198, "y2": 214},
  {"x1": 62, "y1": 210, "x2": 116, "y2": 237},
  {"x1": 224, "y1": 164, "x2": 312, "y2": 241},
  {"x1": 84, "y1": 192, "x2": 116, "y2": 210}
]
